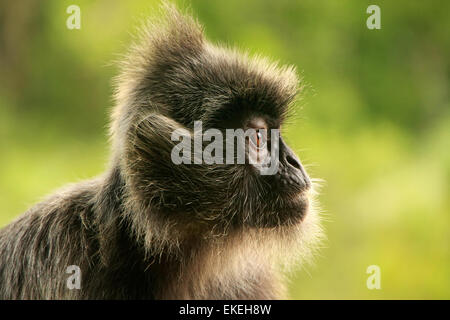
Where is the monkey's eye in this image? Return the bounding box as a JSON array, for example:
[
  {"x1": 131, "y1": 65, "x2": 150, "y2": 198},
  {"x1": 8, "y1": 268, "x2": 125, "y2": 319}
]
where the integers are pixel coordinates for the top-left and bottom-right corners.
[
  {"x1": 256, "y1": 130, "x2": 262, "y2": 147},
  {"x1": 256, "y1": 129, "x2": 268, "y2": 148},
  {"x1": 250, "y1": 128, "x2": 267, "y2": 150},
  {"x1": 247, "y1": 117, "x2": 268, "y2": 150}
]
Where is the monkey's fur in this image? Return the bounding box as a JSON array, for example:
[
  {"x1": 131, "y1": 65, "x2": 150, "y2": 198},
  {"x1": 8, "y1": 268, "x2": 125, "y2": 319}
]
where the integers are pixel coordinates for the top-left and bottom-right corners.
[{"x1": 0, "y1": 4, "x2": 322, "y2": 299}]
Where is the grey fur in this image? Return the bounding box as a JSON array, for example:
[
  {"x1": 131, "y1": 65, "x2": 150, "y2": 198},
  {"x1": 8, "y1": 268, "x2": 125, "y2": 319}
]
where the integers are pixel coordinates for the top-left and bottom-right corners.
[{"x1": 0, "y1": 3, "x2": 322, "y2": 299}]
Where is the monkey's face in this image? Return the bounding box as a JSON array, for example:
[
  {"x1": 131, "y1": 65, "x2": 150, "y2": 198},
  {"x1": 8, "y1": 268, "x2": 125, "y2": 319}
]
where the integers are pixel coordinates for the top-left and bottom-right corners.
[
  {"x1": 126, "y1": 73, "x2": 311, "y2": 232},
  {"x1": 201, "y1": 105, "x2": 312, "y2": 229},
  {"x1": 120, "y1": 14, "x2": 314, "y2": 233}
]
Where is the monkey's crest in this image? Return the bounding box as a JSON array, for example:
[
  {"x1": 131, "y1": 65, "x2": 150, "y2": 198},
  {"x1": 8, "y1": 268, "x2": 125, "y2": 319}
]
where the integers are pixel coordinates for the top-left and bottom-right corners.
[{"x1": 111, "y1": 3, "x2": 299, "y2": 156}]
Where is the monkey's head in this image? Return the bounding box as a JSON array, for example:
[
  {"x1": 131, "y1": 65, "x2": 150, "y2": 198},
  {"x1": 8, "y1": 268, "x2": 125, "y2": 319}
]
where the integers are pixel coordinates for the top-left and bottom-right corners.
[{"x1": 111, "y1": 4, "x2": 321, "y2": 251}]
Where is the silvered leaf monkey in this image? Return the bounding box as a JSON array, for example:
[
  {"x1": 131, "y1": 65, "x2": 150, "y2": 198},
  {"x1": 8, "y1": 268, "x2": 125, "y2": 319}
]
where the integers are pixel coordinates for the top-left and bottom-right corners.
[{"x1": 0, "y1": 3, "x2": 322, "y2": 299}]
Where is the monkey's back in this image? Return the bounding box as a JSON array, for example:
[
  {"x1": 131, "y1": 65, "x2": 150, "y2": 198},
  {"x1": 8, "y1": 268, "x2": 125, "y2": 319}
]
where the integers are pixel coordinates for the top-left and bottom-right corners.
[
  {"x1": 0, "y1": 180, "x2": 100, "y2": 299},
  {"x1": 0, "y1": 177, "x2": 156, "y2": 299}
]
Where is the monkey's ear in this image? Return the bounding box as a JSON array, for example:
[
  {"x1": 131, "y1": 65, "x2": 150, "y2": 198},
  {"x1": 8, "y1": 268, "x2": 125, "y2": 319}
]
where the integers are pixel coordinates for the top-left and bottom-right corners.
[
  {"x1": 123, "y1": 113, "x2": 199, "y2": 207},
  {"x1": 125, "y1": 112, "x2": 196, "y2": 175},
  {"x1": 129, "y1": 113, "x2": 188, "y2": 157}
]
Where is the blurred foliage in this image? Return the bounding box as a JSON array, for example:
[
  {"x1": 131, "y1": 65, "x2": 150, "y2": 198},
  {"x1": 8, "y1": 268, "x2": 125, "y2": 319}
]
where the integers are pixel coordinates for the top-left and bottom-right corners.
[{"x1": 0, "y1": 0, "x2": 449, "y2": 299}]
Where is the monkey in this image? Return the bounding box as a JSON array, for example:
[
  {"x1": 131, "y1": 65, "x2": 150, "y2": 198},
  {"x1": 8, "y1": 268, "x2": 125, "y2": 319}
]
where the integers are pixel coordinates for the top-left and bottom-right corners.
[{"x1": 0, "y1": 3, "x2": 322, "y2": 299}]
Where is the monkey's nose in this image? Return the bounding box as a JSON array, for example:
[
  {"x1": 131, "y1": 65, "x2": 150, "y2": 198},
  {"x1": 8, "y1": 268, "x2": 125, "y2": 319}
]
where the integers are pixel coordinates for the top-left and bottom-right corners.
[
  {"x1": 282, "y1": 153, "x2": 311, "y2": 191},
  {"x1": 286, "y1": 154, "x2": 301, "y2": 170}
]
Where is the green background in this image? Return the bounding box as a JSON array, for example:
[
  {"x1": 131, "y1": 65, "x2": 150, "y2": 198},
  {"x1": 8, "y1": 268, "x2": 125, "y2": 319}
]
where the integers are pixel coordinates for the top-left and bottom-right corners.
[{"x1": 0, "y1": 0, "x2": 449, "y2": 299}]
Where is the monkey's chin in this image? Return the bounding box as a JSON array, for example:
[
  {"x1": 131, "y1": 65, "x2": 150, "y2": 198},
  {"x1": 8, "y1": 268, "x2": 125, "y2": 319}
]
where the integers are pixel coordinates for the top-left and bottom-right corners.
[
  {"x1": 281, "y1": 194, "x2": 310, "y2": 225},
  {"x1": 256, "y1": 194, "x2": 310, "y2": 229}
]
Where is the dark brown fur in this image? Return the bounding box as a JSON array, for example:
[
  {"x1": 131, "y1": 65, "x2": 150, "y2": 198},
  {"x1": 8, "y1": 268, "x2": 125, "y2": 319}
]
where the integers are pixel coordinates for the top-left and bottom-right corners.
[{"x1": 0, "y1": 3, "x2": 322, "y2": 299}]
